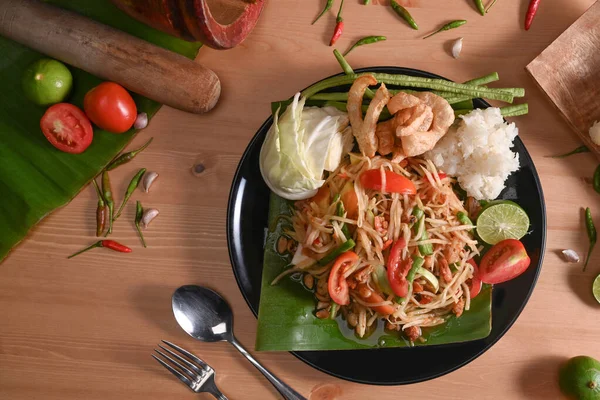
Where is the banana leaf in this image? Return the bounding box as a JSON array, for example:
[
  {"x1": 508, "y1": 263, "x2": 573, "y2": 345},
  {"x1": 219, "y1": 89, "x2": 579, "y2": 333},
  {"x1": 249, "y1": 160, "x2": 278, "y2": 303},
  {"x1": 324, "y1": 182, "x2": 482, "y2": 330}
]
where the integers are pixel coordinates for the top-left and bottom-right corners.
[
  {"x1": 0, "y1": 0, "x2": 201, "y2": 261},
  {"x1": 256, "y1": 193, "x2": 492, "y2": 351}
]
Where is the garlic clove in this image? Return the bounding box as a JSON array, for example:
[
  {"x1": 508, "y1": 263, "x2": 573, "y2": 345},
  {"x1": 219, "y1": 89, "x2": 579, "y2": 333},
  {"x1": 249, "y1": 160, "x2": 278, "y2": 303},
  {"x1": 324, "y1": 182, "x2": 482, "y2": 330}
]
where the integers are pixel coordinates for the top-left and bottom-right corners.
[
  {"x1": 134, "y1": 112, "x2": 148, "y2": 129},
  {"x1": 141, "y1": 208, "x2": 159, "y2": 229},
  {"x1": 561, "y1": 249, "x2": 580, "y2": 263},
  {"x1": 452, "y1": 37, "x2": 463, "y2": 59},
  {"x1": 141, "y1": 171, "x2": 159, "y2": 193}
]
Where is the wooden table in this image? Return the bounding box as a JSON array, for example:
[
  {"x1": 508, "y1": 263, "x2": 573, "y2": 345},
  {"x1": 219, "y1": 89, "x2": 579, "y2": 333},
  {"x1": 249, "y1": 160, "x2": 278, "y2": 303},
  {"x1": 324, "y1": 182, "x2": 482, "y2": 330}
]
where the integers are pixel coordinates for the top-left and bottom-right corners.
[{"x1": 1, "y1": 1, "x2": 599, "y2": 399}]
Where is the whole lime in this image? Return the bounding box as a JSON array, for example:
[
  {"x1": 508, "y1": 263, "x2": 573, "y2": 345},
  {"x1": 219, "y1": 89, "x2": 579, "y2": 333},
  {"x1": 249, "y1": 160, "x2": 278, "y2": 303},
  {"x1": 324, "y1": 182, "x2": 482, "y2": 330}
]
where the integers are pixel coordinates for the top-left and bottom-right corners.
[
  {"x1": 22, "y1": 58, "x2": 72, "y2": 106},
  {"x1": 559, "y1": 356, "x2": 600, "y2": 400}
]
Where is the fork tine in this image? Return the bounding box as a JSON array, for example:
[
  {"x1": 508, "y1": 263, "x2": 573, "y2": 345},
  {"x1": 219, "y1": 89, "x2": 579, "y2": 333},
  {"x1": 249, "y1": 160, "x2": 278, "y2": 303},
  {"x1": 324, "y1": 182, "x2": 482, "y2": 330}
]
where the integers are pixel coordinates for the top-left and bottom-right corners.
[
  {"x1": 161, "y1": 340, "x2": 209, "y2": 370},
  {"x1": 154, "y1": 349, "x2": 198, "y2": 381},
  {"x1": 151, "y1": 354, "x2": 195, "y2": 391},
  {"x1": 158, "y1": 344, "x2": 203, "y2": 375}
]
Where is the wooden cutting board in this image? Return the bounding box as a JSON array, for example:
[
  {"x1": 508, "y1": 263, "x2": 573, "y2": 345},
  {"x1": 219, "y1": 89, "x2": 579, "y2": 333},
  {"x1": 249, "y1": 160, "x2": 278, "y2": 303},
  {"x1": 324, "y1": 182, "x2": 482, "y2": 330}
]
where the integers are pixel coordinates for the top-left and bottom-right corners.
[{"x1": 526, "y1": 1, "x2": 600, "y2": 157}]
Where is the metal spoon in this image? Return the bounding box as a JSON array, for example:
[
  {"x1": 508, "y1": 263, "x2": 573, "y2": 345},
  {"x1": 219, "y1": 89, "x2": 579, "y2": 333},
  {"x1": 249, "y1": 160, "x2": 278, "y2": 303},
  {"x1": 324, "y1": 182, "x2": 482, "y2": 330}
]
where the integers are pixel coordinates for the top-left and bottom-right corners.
[{"x1": 172, "y1": 285, "x2": 306, "y2": 400}]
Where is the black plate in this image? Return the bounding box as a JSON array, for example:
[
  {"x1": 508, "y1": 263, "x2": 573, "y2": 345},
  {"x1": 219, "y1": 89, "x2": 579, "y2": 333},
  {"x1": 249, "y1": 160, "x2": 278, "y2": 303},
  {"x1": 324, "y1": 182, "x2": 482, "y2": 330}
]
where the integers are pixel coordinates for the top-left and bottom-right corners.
[{"x1": 227, "y1": 67, "x2": 546, "y2": 385}]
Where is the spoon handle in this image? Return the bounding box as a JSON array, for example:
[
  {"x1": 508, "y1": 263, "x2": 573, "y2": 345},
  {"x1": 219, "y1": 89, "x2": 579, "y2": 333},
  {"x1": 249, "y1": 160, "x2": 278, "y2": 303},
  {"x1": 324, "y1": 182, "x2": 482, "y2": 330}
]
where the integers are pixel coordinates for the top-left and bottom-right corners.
[{"x1": 230, "y1": 337, "x2": 306, "y2": 400}]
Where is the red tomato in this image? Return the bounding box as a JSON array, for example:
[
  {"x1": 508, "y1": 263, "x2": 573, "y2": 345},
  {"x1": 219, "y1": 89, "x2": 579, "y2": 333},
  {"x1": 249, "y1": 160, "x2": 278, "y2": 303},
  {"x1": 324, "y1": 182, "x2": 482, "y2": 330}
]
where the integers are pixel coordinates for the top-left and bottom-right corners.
[
  {"x1": 386, "y1": 238, "x2": 412, "y2": 298},
  {"x1": 467, "y1": 258, "x2": 482, "y2": 299},
  {"x1": 328, "y1": 251, "x2": 358, "y2": 305},
  {"x1": 360, "y1": 169, "x2": 416, "y2": 194},
  {"x1": 310, "y1": 185, "x2": 330, "y2": 210},
  {"x1": 479, "y1": 239, "x2": 531, "y2": 284},
  {"x1": 84, "y1": 82, "x2": 136, "y2": 133},
  {"x1": 340, "y1": 182, "x2": 358, "y2": 219},
  {"x1": 355, "y1": 283, "x2": 395, "y2": 315},
  {"x1": 40, "y1": 103, "x2": 93, "y2": 154},
  {"x1": 438, "y1": 172, "x2": 447, "y2": 179}
]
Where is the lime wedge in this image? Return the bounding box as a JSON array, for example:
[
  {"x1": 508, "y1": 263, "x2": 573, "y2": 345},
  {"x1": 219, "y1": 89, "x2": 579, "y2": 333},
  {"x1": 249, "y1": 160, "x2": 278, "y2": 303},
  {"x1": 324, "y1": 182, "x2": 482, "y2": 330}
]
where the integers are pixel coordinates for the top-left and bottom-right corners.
[
  {"x1": 476, "y1": 203, "x2": 529, "y2": 245},
  {"x1": 593, "y1": 275, "x2": 600, "y2": 304}
]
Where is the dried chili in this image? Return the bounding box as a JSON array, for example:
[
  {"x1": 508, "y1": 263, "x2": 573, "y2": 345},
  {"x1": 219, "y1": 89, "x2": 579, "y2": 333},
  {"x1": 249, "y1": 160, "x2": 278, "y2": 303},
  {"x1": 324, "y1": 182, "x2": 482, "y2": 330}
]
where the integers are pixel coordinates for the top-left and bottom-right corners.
[
  {"x1": 92, "y1": 179, "x2": 106, "y2": 237},
  {"x1": 524, "y1": 0, "x2": 541, "y2": 30},
  {"x1": 106, "y1": 138, "x2": 153, "y2": 171},
  {"x1": 102, "y1": 170, "x2": 115, "y2": 236},
  {"x1": 114, "y1": 168, "x2": 146, "y2": 220},
  {"x1": 329, "y1": 0, "x2": 344, "y2": 46},
  {"x1": 390, "y1": 0, "x2": 418, "y2": 30},
  {"x1": 68, "y1": 240, "x2": 132, "y2": 259}
]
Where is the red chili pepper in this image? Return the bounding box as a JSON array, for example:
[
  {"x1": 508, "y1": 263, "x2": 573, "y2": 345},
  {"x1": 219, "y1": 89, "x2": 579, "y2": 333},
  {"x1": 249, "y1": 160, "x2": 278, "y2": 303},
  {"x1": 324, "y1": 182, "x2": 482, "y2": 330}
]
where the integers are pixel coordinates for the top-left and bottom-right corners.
[
  {"x1": 329, "y1": 0, "x2": 344, "y2": 46},
  {"x1": 68, "y1": 240, "x2": 132, "y2": 259},
  {"x1": 524, "y1": 0, "x2": 541, "y2": 31}
]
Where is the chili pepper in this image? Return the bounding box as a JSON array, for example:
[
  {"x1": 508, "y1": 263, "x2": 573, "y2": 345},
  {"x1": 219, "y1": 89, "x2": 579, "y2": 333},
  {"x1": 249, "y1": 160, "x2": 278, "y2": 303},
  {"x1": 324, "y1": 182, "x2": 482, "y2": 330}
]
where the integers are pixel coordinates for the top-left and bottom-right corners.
[
  {"x1": 423, "y1": 20, "x2": 467, "y2": 39},
  {"x1": 474, "y1": 0, "x2": 485, "y2": 16},
  {"x1": 584, "y1": 207, "x2": 596, "y2": 272},
  {"x1": 485, "y1": 0, "x2": 498, "y2": 13},
  {"x1": 594, "y1": 165, "x2": 600, "y2": 194},
  {"x1": 135, "y1": 200, "x2": 147, "y2": 248},
  {"x1": 114, "y1": 168, "x2": 146, "y2": 220},
  {"x1": 67, "y1": 239, "x2": 132, "y2": 259},
  {"x1": 102, "y1": 170, "x2": 115, "y2": 236},
  {"x1": 343, "y1": 35, "x2": 386, "y2": 56},
  {"x1": 364, "y1": 0, "x2": 370, "y2": 4},
  {"x1": 390, "y1": 1, "x2": 418, "y2": 30},
  {"x1": 548, "y1": 145, "x2": 589, "y2": 159},
  {"x1": 92, "y1": 179, "x2": 106, "y2": 237},
  {"x1": 106, "y1": 137, "x2": 153, "y2": 171},
  {"x1": 329, "y1": 0, "x2": 344, "y2": 47},
  {"x1": 312, "y1": 0, "x2": 334, "y2": 25},
  {"x1": 524, "y1": 0, "x2": 541, "y2": 30}
]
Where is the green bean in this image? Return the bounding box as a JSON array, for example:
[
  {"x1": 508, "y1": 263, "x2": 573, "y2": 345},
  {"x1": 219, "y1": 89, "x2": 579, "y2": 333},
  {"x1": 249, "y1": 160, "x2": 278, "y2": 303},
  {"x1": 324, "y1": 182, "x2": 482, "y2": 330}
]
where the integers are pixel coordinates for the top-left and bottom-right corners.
[
  {"x1": 584, "y1": 207, "x2": 596, "y2": 272},
  {"x1": 343, "y1": 36, "x2": 387, "y2": 56},
  {"x1": 317, "y1": 239, "x2": 356, "y2": 266},
  {"x1": 323, "y1": 101, "x2": 392, "y2": 120},
  {"x1": 102, "y1": 171, "x2": 114, "y2": 236},
  {"x1": 329, "y1": 302, "x2": 338, "y2": 319},
  {"x1": 114, "y1": 168, "x2": 146, "y2": 220},
  {"x1": 312, "y1": 0, "x2": 334, "y2": 25},
  {"x1": 390, "y1": 0, "x2": 418, "y2": 30},
  {"x1": 457, "y1": 211, "x2": 474, "y2": 233},
  {"x1": 412, "y1": 208, "x2": 433, "y2": 255},
  {"x1": 135, "y1": 201, "x2": 147, "y2": 248},
  {"x1": 499, "y1": 104, "x2": 529, "y2": 117},
  {"x1": 407, "y1": 256, "x2": 425, "y2": 284},
  {"x1": 593, "y1": 165, "x2": 600, "y2": 194},
  {"x1": 106, "y1": 138, "x2": 153, "y2": 171},
  {"x1": 333, "y1": 50, "x2": 375, "y2": 99},
  {"x1": 423, "y1": 20, "x2": 467, "y2": 39},
  {"x1": 335, "y1": 196, "x2": 352, "y2": 239},
  {"x1": 548, "y1": 145, "x2": 589, "y2": 159},
  {"x1": 463, "y1": 72, "x2": 500, "y2": 86}
]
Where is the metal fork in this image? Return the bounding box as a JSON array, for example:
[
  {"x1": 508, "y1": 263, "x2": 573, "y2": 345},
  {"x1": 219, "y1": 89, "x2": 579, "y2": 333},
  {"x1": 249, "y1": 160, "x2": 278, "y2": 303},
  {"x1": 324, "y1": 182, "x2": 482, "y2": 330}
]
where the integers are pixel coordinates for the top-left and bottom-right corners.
[{"x1": 152, "y1": 340, "x2": 228, "y2": 399}]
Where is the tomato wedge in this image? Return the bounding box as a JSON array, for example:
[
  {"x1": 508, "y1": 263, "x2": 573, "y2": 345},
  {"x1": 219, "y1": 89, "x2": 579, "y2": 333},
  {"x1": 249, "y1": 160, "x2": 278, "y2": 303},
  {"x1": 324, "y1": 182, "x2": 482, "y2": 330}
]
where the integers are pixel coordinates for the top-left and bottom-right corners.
[
  {"x1": 467, "y1": 258, "x2": 482, "y2": 299},
  {"x1": 328, "y1": 251, "x2": 358, "y2": 305},
  {"x1": 40, "y1": 103, "x2": 93, "y2": 154},
  {"x1": 340, "y1": 182, "x2": 358, "y2": 219},
  {"x1": 386, "y1": 238, "x2": 412, "y2": 298},
  {"x1": 84, "y1": 82, "x2": 137, "y2": 133},
  {"x1": 355, "y1": 283, "x2": 395, "y2": 315},
  {"x1": 360, "y1": 169, "x2": 416, "y2": 194},
  {"x1": 479, "y1": 239, "x2": 531, "y2": 284}
]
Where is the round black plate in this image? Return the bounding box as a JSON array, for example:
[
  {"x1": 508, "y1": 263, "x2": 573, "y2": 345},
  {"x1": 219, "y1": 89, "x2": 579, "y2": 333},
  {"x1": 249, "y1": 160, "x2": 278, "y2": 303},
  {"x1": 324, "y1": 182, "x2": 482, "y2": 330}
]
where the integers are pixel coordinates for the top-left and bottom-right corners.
[{"x1": 227, "y1": 67, "x2": 546, "y2": 385}]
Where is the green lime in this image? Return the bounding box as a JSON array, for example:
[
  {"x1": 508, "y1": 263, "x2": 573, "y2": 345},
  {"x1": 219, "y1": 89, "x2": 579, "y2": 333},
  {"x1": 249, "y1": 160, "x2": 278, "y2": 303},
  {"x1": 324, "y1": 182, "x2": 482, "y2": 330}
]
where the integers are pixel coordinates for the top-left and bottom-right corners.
[
  {"x1": 559, "y1": 356, "x2": 600, "y2": 400},
  {"x1": 593, "y1": 274, "x2": 600, "y2": 304},
  {"x1": 22, "y1": 58, "x2": 72, "y2": 106},
  {"x1": 476, "y1": 203, "x2": 530, "y2": 245}
]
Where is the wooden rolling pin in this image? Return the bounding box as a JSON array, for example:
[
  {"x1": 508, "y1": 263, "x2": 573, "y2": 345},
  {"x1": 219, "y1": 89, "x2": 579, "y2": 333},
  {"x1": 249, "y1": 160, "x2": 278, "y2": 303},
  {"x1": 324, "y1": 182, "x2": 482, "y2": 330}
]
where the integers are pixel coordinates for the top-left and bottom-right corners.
[{"x1": 0, "y1": 0, "x2": 221, "y2": 114}]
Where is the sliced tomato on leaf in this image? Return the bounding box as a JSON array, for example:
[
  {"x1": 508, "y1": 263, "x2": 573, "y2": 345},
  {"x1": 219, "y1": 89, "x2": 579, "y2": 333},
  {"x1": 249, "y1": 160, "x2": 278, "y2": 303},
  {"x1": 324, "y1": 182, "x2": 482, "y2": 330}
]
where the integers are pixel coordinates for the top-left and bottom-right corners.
[
  {"x1": 386, "y1": 238, "x2": 412, "y2": 298},
  {"x1": 40, "y1": 103, "x2": 93, "y2": 154},
  {"x1": 327, "y1": 251, "x2": 358, "y2": 306},
  {"x1": 467, "y1": 258, "x2": 482, "y2": 299},
  {"x1": 84, "y1": 82, "x2": 137, "y2": 134},
  {"x1": 360, "y1": 169, "x2": 416, "y2": 194},
  {"x1": 479, "y1": 239, "x2": 531, "y2": 284},
  {"x1": 355, "y1": 283, "x2": 395, "y2": 315}
]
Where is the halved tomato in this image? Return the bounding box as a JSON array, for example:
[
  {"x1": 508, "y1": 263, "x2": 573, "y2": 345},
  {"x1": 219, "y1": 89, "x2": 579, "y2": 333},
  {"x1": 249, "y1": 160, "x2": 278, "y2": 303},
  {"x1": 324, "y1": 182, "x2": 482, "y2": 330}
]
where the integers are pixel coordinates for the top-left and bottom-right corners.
[
  {"x1": 328, "y1": 251, "x2": 358, "y2": 305},
  {"x1": 479, "y1": 239, "x2": 531, "y2": 284},
  {"x1": 40, "y1": 103, "x2": 93, "y2": 154},
  {"x1": 84, "y1": 82, "x2": 136, "y2": 133},
  {"x1": 355, "y1": 283, "x2": 395, "y2": 315},
  {"x1": 360, "y1": 169, "x2": 416, "y2": 194},
  {"x1": 467, "y1": 258, "x2": 482, "y2": 299},
  {"x1": 386, "y1": 238, "x2": 412, "y2": 298}
]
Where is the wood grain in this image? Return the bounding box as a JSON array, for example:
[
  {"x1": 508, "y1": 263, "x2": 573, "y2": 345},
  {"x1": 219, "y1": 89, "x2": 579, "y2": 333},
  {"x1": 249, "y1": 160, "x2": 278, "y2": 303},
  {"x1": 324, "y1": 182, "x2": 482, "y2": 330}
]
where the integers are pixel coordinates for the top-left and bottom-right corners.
[
  {"x1": 1, "y1": 1, "x2": 600, "y2": 399},
  {"x1": 526, "y1": 1, "x2": 600, "y2": 159}
]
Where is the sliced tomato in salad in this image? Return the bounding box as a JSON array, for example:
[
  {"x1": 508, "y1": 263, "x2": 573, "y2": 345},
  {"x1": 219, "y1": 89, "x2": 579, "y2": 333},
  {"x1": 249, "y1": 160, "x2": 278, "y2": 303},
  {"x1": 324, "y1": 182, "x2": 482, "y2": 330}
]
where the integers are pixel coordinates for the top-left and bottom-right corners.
[
  {"x1": 327, "y1": 251, "x2": 358, "y2": 305},
  {"x1": 310, "y1": 185, "x2": 330, "y2": 210},
  {"x1": 360, "y1": 169, "x2": 416, "y2": 195},
  {"x1": 386, "y1": 238, "x2": 412, "y2": 298},
  {"x1": 467, "y1": 258, "x2": 482, "y2": 299},
  {"x1": 40, "y1": 103, "x2": 93, "y2": 154},
  {"x1": 340, "y1": 182, "x2": 358, "y2": 219},
  {"x1": 355, "y1": 283, "x2": 395, "y2": 315},
  {"x1": 479, "y1": 239, "x2": 531, "y2": 284}
]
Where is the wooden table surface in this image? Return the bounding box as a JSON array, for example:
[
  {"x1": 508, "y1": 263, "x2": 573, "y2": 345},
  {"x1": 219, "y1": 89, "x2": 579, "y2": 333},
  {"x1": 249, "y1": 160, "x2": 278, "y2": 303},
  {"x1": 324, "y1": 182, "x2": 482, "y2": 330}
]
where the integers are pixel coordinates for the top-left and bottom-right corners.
[{"x1": 1, "y1": 1, "x2": 599, "y2": 399}]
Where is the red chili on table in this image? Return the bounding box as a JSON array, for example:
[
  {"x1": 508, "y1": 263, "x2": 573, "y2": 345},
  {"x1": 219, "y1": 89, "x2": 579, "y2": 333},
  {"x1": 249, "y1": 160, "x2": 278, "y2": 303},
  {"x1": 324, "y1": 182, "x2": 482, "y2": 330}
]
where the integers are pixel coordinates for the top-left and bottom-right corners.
[
  {"x1": 524, "y1": 0, "x2": 541, "y2": 31},
  {"x1": 67, "y1": 240, "x2": 132, "y2": 259},
  {"x1": 329, "y1": 0, "x2": 344, "y2": 46}
]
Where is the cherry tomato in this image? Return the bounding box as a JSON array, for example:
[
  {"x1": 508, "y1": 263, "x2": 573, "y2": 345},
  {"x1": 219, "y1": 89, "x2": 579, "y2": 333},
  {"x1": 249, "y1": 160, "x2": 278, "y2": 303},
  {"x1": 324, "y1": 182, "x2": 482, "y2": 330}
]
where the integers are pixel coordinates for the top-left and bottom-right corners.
[
  {"x1": 355, "y1": 283, "x2": 395, "y2": 315},
  {"x1": 340, "y1": 182, "x2": 358, "y2": 219},
  {"x1": 479, "y1": 239, "x2": 531, "y2": 284},
  {"x1": 83, "y1": 82, "x2": 136, "y2": 133},
  {"x1": 40, "y1": 103, "x2": 93, "y2": 154},
  {"x1": 467, "y1": 258, "x2": 482, "y2": 299},
  {"x1": 360, "y1": 169, "x2": 416, "y2": 194},
  {"x1": 386, "y1": 238, "x2": 412, "y2": 298},
  {"x1": 328, "y1": 251, "x2": 358, "y2": 305}
]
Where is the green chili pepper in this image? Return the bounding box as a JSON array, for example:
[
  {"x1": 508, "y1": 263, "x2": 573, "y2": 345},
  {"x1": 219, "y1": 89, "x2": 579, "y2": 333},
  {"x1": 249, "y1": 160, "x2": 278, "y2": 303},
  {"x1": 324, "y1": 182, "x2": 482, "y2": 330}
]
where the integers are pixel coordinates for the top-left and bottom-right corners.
[
  {"x1": 343, "y1": 36, "x2": 387, "y2": 56},
  {"x1": 317, "y1": 239, "x2": 356, "y2": 266},
  {"x1": 584, "y1": 207, "x2": 596, "y2": 272},
  {"x1": 106, "y1": 138, "x2": 153, "y2": 171},
  {"x1": 363, "y1": 0, "x2": 370, "y2": 4},
  {"x1": 135, "y1": 200, "x2": 147, "y2": 248},
  {"x1": 102, "y1": 171, "x2": 114, "y2": 236},
  {"x1": 114, "y1": 168, "x2": 146, "y2": 220},
  {"x1": 92, "y1": 179, "x2": 106, "y2": 237},
  {"x1": 594, "y1": 165, "x2": 600, "y2": 194},
  {"x1": 423, "y1": 20, "x2": 467, "y2": 39},
  {"x1": 412, "y1": 208, "x2": 433, "y2": 255},
  {"x1": 548, "y1": 145, "x2": 589, "y2": 159},
  {"x1": 486, "y1": 0, "x2": 498, "y2": 13},
  {"x1": 312, "y1": 0, "x2": 334, "y2": 25},
  {"x1": 390, "y1": 0, "x2": 418, "y2": 30},
  {"x1": 474, "y1": 0, "x2": 485, "y2": 15}
]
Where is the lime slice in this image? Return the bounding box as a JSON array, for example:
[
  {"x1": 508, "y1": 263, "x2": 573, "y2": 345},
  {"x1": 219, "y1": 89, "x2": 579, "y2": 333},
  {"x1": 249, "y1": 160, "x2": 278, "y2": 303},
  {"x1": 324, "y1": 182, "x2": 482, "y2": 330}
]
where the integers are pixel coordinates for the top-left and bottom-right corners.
[
  {"x1": 593, "y1": 275, "x2": 600, "y2": 304},
  {"x1": 476, "y1": 203, "x2": 529, "y2": 245}
]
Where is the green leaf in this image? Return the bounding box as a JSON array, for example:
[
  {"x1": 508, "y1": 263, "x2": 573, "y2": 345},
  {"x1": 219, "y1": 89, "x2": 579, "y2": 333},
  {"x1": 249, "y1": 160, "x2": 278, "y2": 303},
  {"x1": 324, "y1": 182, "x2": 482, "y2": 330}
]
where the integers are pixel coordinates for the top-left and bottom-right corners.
[
  {"x1": 0, "y1": 0, "x2": 201, "y2": 261},
  {"x1": 256, "y1": 193, "x2": 492, "y2": 351}
]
